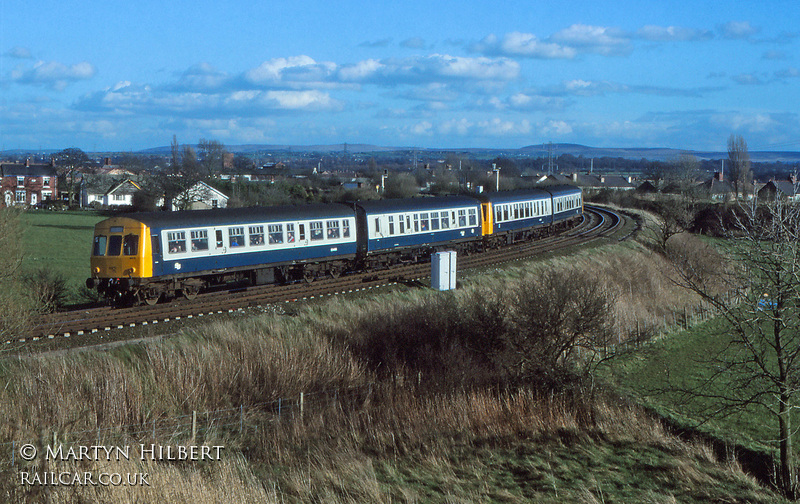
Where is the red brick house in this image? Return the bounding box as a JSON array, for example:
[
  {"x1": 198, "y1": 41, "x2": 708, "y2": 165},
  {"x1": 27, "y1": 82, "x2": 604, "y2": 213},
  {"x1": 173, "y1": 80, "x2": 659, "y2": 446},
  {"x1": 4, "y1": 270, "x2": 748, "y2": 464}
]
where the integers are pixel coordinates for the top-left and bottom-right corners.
[{"x1": 0, "y1": 159, "x2": 59, "y2": 207}]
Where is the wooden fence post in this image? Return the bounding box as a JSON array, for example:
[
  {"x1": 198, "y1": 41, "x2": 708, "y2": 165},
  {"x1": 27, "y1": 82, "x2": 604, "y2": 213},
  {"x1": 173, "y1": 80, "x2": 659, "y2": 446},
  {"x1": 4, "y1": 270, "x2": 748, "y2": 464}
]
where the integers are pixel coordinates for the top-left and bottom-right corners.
[{"x1": 191, "y1": 411, "x2": 197, "y2": 443}]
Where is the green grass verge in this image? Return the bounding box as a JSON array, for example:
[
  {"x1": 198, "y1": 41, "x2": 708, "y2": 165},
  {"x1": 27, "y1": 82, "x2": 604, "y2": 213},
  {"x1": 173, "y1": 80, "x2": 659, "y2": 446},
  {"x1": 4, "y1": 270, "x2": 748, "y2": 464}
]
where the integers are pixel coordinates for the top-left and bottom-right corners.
[
  {"x1": 603, "y1": 316, "x2": 799, "y2": 459},
  {"x1": 19, "y1": 210, "x2": 104, "y2": 301}
]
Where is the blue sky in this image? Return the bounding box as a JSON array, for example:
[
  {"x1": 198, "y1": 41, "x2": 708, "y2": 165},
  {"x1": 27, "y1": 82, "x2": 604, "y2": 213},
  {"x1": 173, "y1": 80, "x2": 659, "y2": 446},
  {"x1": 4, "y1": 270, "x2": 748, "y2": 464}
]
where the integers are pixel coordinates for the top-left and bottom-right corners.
[{"x1": 1, "y1": 0, "x2": 798, "y2": 152}]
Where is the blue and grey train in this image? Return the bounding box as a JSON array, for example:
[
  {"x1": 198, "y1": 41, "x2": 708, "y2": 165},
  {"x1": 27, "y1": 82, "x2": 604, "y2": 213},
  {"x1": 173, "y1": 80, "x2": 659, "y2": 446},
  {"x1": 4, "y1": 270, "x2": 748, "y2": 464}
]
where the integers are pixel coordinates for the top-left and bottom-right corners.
[{"x1": 86, "y1": 185, "x2": 582, "y2": 304}]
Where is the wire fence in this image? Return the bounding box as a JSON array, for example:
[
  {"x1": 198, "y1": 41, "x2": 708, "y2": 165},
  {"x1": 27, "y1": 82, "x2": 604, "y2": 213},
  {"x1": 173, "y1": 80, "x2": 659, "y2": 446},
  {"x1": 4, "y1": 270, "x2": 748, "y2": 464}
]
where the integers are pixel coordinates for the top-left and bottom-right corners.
[{"x1": 0, "y1": 382, "x2": 375, "y2": 470}]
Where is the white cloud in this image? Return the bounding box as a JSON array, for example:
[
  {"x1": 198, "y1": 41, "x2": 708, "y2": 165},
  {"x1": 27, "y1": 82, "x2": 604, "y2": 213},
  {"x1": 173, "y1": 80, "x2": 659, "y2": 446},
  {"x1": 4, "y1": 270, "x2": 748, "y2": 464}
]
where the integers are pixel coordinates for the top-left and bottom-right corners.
[
  {"x1": 473, "y1": 33, "x2": 576, "y2": 59},
  {"x1": 550, "y1": 24, "x2": 632, "y2": 56},
  {"x1": 719, "y1": 21, "x2": 759, "y2": 39},
  {"x1": 6, "y1": 46, "x2": 33, "y2": 59},
  {"x1": 11, "y1": 60, "x2": 96, "y2": 90},
  {"x1": 637, "y1": 25, "x2": 712, "y2": 42}
]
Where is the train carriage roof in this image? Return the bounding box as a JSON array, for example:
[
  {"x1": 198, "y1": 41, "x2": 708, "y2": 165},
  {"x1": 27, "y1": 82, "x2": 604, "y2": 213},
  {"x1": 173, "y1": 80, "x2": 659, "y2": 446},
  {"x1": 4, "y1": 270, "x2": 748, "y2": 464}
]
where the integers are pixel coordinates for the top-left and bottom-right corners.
[
  {"x1": 118, "y1": 203, "x2": 355, "y2": 230},
  {"x1": 541, "y1": 184, "x2": 582, "y2": 197},
  {"x1": 477, "y1": 188, "x2": 552, "y2": 205},
  {"x1": 354, "y1": 195, "x2": 480, "y2": 214}
]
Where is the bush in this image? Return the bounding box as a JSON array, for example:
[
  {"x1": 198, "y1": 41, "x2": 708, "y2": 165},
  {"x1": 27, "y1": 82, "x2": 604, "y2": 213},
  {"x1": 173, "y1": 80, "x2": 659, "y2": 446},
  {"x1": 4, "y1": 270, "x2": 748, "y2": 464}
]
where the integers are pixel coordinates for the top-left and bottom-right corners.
[{"x1": 22, "y1": 268, "x2": 69, "y2": 312}]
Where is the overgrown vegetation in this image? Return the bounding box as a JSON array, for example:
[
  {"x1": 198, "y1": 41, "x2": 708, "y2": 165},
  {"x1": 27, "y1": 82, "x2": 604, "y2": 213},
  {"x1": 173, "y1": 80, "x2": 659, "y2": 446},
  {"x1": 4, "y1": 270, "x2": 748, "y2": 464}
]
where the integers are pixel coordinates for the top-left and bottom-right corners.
[{"x1": 0, "y1": 237, "x2": 787, "y2": 502}]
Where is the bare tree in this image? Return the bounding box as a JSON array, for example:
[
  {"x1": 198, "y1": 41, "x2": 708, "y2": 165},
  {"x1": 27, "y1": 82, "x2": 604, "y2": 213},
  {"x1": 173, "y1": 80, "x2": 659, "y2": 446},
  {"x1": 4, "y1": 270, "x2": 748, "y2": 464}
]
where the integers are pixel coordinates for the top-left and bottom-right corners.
[
  {"x1": 727, "y1": 134, "x2": 752, "y2": 200},
  {"x1": 503, "y1": 270, "x2": 615, "y2": 381},
  {"x1": 670, "y1": 197, "x2": 800, "y2": 497}
]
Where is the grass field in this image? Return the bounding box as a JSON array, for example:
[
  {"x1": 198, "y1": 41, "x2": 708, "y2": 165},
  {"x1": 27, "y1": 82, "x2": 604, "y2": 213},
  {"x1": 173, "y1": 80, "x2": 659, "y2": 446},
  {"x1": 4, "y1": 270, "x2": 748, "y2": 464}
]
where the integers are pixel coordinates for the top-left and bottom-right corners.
[
  {"x1": 18, "y1": 210, "x2": 104, "y2": 300},
  {"x1": 601, "y1": 310, "x2": 800, "y2": 465}
]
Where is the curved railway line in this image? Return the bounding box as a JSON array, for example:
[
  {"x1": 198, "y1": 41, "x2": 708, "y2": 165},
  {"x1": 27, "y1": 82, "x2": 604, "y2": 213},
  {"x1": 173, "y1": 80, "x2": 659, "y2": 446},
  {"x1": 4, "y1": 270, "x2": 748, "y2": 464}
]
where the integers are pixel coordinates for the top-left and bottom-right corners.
[{"x1": 20, "y1": 205, "x2": 630, "y2": 344}]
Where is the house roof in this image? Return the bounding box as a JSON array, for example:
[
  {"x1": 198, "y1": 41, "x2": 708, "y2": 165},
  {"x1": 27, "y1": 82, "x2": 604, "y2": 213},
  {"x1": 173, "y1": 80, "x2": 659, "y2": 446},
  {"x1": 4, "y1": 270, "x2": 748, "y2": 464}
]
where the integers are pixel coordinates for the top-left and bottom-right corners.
[{"x1": 1, "y1": 163, "x2": 58, "y2": 177}]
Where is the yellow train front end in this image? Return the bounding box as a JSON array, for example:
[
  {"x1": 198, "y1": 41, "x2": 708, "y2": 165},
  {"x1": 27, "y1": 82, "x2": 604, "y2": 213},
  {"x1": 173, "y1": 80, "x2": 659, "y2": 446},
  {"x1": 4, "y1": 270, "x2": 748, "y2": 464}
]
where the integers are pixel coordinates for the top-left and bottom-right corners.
[{"x1": 87, "y1": 217, "x2": 152, "y2": 303}]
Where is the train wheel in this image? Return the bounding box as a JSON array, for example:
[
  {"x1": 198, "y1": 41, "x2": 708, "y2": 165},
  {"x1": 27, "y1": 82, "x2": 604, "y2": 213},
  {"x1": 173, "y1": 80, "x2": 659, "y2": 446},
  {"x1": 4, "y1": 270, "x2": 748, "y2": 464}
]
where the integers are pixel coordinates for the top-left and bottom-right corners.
[
  {"x1": 141, "y1": 291, "x2": 161, "y2": 306},
  {"x1": 182, "y1": 285, "x2": 199, "y2": 300},
  {"x1": 329, "y1": 266, "x2": 341, "y2": 279},
  {"x1": 303, "y1": 269, "x2": 315, "y2": 283}
]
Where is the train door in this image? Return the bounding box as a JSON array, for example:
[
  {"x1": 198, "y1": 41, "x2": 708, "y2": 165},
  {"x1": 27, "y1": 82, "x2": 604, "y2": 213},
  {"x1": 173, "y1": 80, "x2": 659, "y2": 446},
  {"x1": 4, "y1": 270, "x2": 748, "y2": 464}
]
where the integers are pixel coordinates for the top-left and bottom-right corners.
[{"x1": 214, "y1": 228, "x2": 227, "y2": 254}]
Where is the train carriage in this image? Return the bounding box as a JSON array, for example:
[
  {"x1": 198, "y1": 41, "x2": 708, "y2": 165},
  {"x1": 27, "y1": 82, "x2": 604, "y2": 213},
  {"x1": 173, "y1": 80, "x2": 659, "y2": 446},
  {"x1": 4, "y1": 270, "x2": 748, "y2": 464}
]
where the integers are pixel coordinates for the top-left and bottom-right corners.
[
  {"x1": 478, "y1": 188, "x2": 553, "y2": 246},
  {"x1": 88, "y1": 203, "x2": 357, "y2": 304},
  {"x1": 354, "y1": 196, "x2": 483, "y2": 267},
  {"x1": 547, "y1": 184, "x2": 584, "y2": 224}
]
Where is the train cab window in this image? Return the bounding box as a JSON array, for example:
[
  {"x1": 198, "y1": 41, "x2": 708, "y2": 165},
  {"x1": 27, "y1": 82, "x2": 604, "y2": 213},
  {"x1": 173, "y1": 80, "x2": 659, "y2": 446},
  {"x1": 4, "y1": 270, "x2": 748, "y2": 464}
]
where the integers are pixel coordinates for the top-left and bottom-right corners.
[
  {"x1": 249, "y1": 226, "x2": 265, "y2": 246},
  {"x1": 107, "y1": 235, "x2": 123, "y2": 256},
  {"x1": 420, "y1": 213, "x2": 429, "y2": 232},
  {"x1": 167, "y1": 231, "x2": 186, "y2": 254},
  {"x1": 431, "y1": 212, "x2": 440, "y2": 230},
  {"x1": 468, "y1": 209, "x2": 477, "y2": 226},
  {"x1": 388, "y1": 216, "x2": 395, "y2": 235},
  {"x1": 441, "y1": 212, "x2": 449, "y2": 229},
  {"x1": 310, "y1": 222, "x2": 323, "y2": 241},
  {"x1": 123, "y1": 234, "x2": 139, "y2": 255},
  {"x1": 93, "y1": 235, "x2": 107, "y2": 256},
  {"x1": 326, "y1": 220, "x2": 340, "y2": 239},
  {"x1": 287, "y1": 224, "x2": 296, "y2": 243},
  {"x1": 268, "y1": 224, "x2": 283, "y2": 244},
  {"x1": 190, "y1": 230, "x2": 209, "y2": 251},
  {"x1": 342, "y1": 220, "x2": 351, "y2": 238},
  {"x1": 229, "y1": 227, "x2": 244, "y2": 247}
]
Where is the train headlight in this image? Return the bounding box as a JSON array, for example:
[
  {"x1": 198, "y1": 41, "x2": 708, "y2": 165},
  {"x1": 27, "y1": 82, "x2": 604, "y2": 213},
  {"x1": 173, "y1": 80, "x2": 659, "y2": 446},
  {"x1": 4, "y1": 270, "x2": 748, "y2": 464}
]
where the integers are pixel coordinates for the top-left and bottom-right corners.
[{"x1": 93, "y1": 267, "x2": 100, "y2": 274}]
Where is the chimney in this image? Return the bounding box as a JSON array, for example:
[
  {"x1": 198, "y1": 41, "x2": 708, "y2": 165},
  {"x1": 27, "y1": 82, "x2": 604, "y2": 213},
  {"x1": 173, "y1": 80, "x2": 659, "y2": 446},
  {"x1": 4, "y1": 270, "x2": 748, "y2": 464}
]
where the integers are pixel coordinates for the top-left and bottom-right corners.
[
  {"x1": 627, "y1": 176, "x2": 633, "y2": 184},
  {"x1": 572, "y1": 173, "x2": 578, "y2": 182},
  {"x1": 25, "y1": 158, "x2": 30, "y2": 167},
  {"x1": 600, "y1": 176, "x2": 605, "y2": 184}
]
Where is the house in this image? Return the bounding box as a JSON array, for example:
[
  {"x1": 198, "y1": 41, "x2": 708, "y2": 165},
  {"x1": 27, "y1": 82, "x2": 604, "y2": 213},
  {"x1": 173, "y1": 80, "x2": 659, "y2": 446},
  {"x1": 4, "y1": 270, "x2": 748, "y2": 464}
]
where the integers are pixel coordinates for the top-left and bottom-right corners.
[
  {"x1": 0, "y1": 159, "x2": 59, "y2": 207},
  {"x1": 81, "y1": 177, "x2": 142, "y2": 207},
  {"x1": 161, "y1": 181, "x2": 229, "y2": 211},
  {"x1": 697, "y1": 172, "x2": 736, "y2": 201},
  {"x1": 757, "y1": 175, "x2": 800, "y2": 203}
]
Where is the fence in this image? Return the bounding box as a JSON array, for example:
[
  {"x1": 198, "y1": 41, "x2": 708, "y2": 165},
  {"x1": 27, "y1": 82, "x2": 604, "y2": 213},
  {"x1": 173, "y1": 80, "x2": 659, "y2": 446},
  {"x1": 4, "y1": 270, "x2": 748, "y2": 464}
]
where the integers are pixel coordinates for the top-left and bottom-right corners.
[{"x1": 0, "y1": 382, "x2": 374, "y2": 470}]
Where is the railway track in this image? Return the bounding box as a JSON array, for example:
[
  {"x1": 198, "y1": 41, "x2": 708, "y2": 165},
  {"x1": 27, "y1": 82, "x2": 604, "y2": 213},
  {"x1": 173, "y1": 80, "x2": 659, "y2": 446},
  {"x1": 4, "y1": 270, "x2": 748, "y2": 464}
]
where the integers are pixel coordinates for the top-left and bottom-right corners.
[{"x1": 21, "y1": 205, "x2": 627, "y2": 343}]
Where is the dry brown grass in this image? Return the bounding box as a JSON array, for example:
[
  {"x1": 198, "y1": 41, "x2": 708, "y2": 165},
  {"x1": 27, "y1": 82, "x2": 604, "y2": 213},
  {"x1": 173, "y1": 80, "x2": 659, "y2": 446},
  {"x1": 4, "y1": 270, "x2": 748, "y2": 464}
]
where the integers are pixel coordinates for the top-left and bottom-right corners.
[{"x1": 0, "y1": 238, "x2": 778, "y2": 502}]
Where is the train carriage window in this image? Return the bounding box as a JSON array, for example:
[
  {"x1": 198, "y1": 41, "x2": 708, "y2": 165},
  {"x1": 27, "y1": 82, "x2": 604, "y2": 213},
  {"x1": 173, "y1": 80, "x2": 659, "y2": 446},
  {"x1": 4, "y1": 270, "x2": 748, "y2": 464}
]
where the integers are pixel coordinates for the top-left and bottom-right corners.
[
  {"x1": 190, "y1": 230, "x2": 208, "y2": 251},
  {"x1": 399, "y1": 216, "x2": 405, "y2": 234},
  {"x1": 407, "y1": 215, "x2": 411, "y2": 231},
  {"x1": 326, "y1": 220, "x2": 340, "y2": 239},
  {"x1": 374, "y1": 218, "x2": 381, "y2": 236},
  {"x1": 93, "y1": 235, "x2": 107, "y2": 256},
  {"x1": 430, "y1": 211, "x2": 440, "y2": 230},
  {"x1": 458, "y1": 209, "x2": 467, "y2": 227},
  {"x1": 525, "y1": 203, "x2": 531, "y2": 218},
  {"x1": 268, "y1": 224, "x2": 283, "y2": 244},
  {"x1": 249, "y1": 225, "x2": 264, "y2": 246},
  {"x1": 310, "y1": 221, "x2": 324, "y2": 241},
  {"x1": 299, "y1": 224, "x2": 306, "y2": 241},
  {"x1": 468, "y1": 208, "x2": 477, "y2": 226},
  {"x1": 123, "y1": 234, "x2": 139, "y2": 255},
  {"x1": 216, "y1": 230, "x2": 224, "y2": 248},
  {"x1": 342, "y1": 220, "x2": 351, "y2": 238},
  {"x1": 420, "y1": 213, "x2": 429, "y2": 231},
  {"x1": 413, "y1": 214, "x2": 419, "y2": 232},
  {"x1": 441, "y1": 212, "x2": 449, "y2": 229},
  {"x1": 388, "y1": 216, "x2": 395, "y2": 235},
  {"x1": 503, "y1": 206, "x2": 509, "y2": 222},
  {"x1": 229, "y1": 227, "x2": 244, "y2": 247},
  {"x1": 287, "y1": 224, "x2": 296, "y2": 243},
  {"x1": 167, "y1": 231, "x2": 186, "y2": 254},
  {"x1": 514, "y1": 205, "x2": 519, "y2": 220}
]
